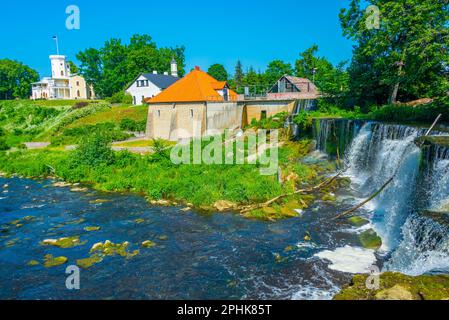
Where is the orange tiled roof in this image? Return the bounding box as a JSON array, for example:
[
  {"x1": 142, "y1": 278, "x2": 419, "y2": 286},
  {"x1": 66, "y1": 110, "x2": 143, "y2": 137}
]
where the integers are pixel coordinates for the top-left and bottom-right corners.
[{"x1": 146, "y1": 68, "x2": 237, "y2": 103}]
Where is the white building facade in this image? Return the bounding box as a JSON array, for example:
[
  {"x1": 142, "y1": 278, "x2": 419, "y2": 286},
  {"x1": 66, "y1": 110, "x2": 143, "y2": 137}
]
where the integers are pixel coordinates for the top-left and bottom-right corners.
[
  {"x1": 31, "y1": 55, "x2": 94, "y2": 100},
  {"x1": 125, "y1": 58, "x2": 179, "y2": 105}
]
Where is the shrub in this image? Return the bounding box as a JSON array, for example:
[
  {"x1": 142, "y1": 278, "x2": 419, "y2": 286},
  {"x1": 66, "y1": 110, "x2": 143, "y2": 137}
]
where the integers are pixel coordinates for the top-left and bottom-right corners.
[
  {"x1": 107, "y1": 92, "x2": 133, "y2": 105},
  {"x1": 71, "y1": 134, "x2": 115, "y2": 167},
  {"x1": 0, "y1": 139, "x2": 8, "y2": 151},
  {"x1": 119, "y1": 118, "x2": 146, "y2": 132},
  {"x1": 72, "y1": 101, "x2": 89, "y2": 109}
]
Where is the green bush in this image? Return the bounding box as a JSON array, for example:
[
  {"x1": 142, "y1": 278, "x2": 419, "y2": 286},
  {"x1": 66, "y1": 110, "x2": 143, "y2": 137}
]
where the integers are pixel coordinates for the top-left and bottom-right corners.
[
  {"x1": 107, "y1": 92, "x2": 133, "y2": 104},
  {"x1": 0, "y1": 138, "x2": 9, "y2": 151},
  {"x1": 119, "y1": 118, "x2": 146, "y2": 131},
  {"x1": 71, "y1": 134, "x2": 115, "y2": 167}
]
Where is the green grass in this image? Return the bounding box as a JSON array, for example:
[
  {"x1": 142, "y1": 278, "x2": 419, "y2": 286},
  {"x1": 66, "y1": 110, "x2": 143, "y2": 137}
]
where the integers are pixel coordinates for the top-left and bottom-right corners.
[{"x1": 68, "y1": 105, "x2": 147, "y2": 128}]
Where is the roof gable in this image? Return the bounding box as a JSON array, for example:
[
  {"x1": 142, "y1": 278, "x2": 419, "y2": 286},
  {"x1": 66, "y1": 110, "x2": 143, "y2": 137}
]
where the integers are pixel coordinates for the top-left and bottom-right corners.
[{"x1": 126, "y1": 73, "x2": 179, "y2": 90}]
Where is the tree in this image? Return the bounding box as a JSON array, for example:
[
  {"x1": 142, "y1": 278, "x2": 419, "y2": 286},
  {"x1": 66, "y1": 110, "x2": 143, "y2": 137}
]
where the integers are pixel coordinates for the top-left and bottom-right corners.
[
  {"x1": 340, "y1": 0, "x2": 449, "y2": 107},
  {"x1": 234, "y1": 60, "x2": 244, "y2": 88},
  {"x1": 295, "y1": 45, "x2": 349, "y2": 98},
  {"x1": 76, "y1": 34, "x2": 186, "y2": 98},
  {"x1": 67, "y1": 61, "x2": 79, "y2": 74},
  {"x1": 265, "y1": 60, "x2": 293, "y2": 85},
  {"x1": 0, "y1": 59, "x2": 39, "y2": 100},
  {"x1": 207, "y1": 64, "x2": 228, "y2": 81}
]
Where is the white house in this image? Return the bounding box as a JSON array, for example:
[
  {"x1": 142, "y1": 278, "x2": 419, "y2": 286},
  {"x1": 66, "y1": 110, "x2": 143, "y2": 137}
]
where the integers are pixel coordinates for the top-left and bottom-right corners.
[
  {"x1": 125, "y1": 58, "x2": 179, "y2": 105},
  {"x1": 31, "y1": 54, "x2": 95, "y2": 100}
]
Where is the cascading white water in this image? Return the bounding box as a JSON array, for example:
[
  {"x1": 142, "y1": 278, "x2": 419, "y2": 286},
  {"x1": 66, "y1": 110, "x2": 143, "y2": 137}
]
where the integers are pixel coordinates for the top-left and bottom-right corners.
[
  {"x1": 334, "y1": 121, "x2": 449, "y2": 275},
  {"x1": 344, "y1": 123, "x2": 422, "y2": 250}
]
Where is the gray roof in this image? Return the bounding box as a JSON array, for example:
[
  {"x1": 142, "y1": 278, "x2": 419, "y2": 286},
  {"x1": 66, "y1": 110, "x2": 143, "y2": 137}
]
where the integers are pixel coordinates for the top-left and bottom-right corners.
[{"x1": 141, "y1": 73, "x2": 179, "y2": 89}]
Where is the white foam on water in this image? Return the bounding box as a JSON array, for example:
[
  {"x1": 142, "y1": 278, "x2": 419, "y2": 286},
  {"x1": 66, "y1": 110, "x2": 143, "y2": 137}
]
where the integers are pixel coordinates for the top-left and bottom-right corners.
[
  {"x1": 291, "y1": 285, "x2": 339, "y2": 300},
  {"x1": 314, "y1": 246, "x2": 376, "y2": 274}
]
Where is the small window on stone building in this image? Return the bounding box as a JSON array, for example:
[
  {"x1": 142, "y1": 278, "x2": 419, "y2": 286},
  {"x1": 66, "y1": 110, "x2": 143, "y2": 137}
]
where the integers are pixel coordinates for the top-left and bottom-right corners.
[
  {"x1": 190, "y1": 109, "x2": 194, "y2": 118},
  {"x1": 158, "y1": 110, "x2": 161, "y2": 117},
  {"x1": 261, "y1": 110, "x2": 267, "y2": 120}
]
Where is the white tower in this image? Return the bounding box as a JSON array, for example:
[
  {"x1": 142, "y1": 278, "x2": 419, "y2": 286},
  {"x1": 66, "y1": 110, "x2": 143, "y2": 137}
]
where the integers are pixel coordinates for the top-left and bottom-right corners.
[
  {"x1": 50, "y1": 55, "x2": 69, "y2": 78},
  {"x1": 171, "y1": 57, "x2": 178, "y2": 77}
]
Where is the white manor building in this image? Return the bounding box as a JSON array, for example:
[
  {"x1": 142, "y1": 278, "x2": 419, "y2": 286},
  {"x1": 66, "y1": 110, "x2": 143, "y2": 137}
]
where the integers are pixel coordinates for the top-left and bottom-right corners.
[
  {"x1": 125, "y1": 58, "x2": 179, "y2": 105},
  {"x1": 31, "y1": 55, "x2": 94, "y2": 100}
]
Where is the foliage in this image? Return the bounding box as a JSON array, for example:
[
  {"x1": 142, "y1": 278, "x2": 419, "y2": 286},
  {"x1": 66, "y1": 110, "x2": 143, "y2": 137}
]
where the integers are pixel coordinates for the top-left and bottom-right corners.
[
  {"x1": 77, "y1": 34, "x2": 186, "y2": 98},
  {"x1": 368, "y1": 97, "x2": 449, "y2": 122},
  {"x1": 295, "y1": 45, "x2": 350, "y2": 101},
  {"x1": 234, "y1": 60, "x2": 244, "y2": 88},
  {"x1": 72, "y1": 101, "x2": 90, "y2": 109},
  {"x1": 51, "y1": 122, "x2": 131, "y2": 146},
  {"x1": 119, "y1": 118, "x2": 146, "y2": 132},
  {"x1": 340, "y1": 0, "x2": 449, "y2": 108},
  {"x1": 107, "y1": 91, "x2": 133, "y2": 104},
  {"x1": 265, "y1": 60, "x2": 294, "y2": 86},
  {"x1": 207, "y1": 64, "x2": 228, "y2": 81},
  {"x1": 293, "y1": 111, "x2": 313, "y2": 132},
  {"x1": 67, "y1": 61, "x2": 79, "y2": 74},
  {"x1": 249, "y1": 112, "x2": 289, "y2": 130},
  {"x1": 0, "y1": 59, "x2": 39, "y2": 100},
  {"x1": 71, "y1": 134, "x2": 115, "y2": 167},
  {"x1": 0, "y1": 138, "x2": 8, "y2": 151}
]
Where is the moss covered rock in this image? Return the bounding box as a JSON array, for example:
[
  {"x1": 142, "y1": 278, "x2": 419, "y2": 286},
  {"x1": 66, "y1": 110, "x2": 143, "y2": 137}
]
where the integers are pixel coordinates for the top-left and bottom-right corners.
[
  {"x1": 43, "y1": 254, "x2": 68, "y2": 267},
  {"x1": 142, "y1": 240, "x2": 156, "y2": 248},
  {"x1": 89, "y1": 240, "x2": 138, "y2": 258},
  {"x1": 27, "y1": 260, "x2": 40, "y2": 266},
  {"x1": 41, "y1": 236, "x2": 84, "y2": 248},
  {"x1": 76, "y1": 255, "x2": 103, "y2": 269},
  {"x1": 84, "y1": 226, "x2": 101, "y2": 232},
  {"x1": 348, "y1": 216, "x2": 369, "y2": 227},
  {"x1": 359, "y1": 229, "x2": 382, "y2": 250},
  {"x1": 334, "y1": 272, "x2": 449, "y2": 300}
]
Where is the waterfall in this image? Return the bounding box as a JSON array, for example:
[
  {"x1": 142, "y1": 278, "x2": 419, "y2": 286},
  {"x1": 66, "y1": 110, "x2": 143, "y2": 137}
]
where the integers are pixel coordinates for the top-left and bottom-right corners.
[{"x1": 314, "y1": 119, "x2": 449, "y2": 275}]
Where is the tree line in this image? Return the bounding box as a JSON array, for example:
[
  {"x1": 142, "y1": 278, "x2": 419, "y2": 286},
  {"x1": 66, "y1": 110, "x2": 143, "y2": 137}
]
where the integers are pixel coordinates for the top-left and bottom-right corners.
[{"x1": 1, "y1": 0, "x2": 448, "y2": 109}]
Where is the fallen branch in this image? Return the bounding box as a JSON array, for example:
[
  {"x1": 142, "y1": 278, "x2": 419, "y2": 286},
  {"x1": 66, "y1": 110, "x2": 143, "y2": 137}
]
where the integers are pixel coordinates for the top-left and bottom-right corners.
[
  {"x1": 239, "y1": 170, "x2": 344, "y2": 214},
  {"x1": 333, "y1": 176, "x2": 394, "y2": 220},
  {"x1": 333, "y1": 114, "x2": 442, "y2": 220}
]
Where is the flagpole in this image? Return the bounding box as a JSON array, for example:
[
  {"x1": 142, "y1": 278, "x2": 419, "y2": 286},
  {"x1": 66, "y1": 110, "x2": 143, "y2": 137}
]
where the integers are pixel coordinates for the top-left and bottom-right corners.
[{"x1": 53, "y1": 36, "x2": 59, "y2": 55}]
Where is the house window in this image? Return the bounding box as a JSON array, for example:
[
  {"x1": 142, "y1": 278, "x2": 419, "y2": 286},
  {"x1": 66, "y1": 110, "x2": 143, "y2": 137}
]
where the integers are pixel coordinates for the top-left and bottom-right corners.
[
  {"x1": 61, "y1": 70, "x2": 64, "y2": 76},
  {"x1": 77, "y1": 90, "x2": 80, "y2": 97},
  {"x1": 260, "y1": 111, "x2": 267, "y2": 120},
  {"x1": 133, "y1": 96, "x2": 136, "y2": 105},
  {"x1": 76, "y1": 81, "x2": 80, "y2": 86},
  {"x1": 157, "y1": 110, "x2": 161, "y2": 117},
  {"x1": 190, "y1": 109, "x2": 194, "y2": 118}
]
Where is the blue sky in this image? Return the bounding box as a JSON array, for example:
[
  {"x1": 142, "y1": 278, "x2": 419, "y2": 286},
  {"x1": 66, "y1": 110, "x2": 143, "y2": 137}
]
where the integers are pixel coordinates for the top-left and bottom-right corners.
[{"x1": 0, "y1": 0, "x2": 354, "y2": 78}]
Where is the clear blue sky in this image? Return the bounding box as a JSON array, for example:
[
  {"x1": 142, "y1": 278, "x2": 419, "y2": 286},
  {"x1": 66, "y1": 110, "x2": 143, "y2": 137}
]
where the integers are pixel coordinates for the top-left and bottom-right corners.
[{"x1": 0, "y1": 0, "x2": 354, "y2": 78}]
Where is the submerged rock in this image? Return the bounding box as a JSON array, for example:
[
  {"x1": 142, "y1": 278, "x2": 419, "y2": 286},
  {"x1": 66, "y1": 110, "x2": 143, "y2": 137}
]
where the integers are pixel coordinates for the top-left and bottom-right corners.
[
  {"x1": 158, "y1": 235, "x2": 168, "y2": 241},
  {"x1": 84, "y1": 226, "x2": 101, "y2": 232},
  {"x1": 89, "y1": 199, "x2": 111, "y2": 204},
  {"x1": 41, "y1": 236, "x2": 84, "y2": 249},
  {"x1": 44, "y1": 254, "x2": 68, "y2": 267},
  {"x1": 76, "y1": 255, "x2": 103, "y2": 269},
  {"x1": 27, "y1": 260, "x2": 40, "y2": 266},
  {"x1": 142, "y1": 240, "x2": 156, "y2": 248},
  {"x1": 53, "y1": 181, "x2": 72, "y2": 188},
  {"x1": 359, "y1": 229, "x2": 382, "y2": 250}
]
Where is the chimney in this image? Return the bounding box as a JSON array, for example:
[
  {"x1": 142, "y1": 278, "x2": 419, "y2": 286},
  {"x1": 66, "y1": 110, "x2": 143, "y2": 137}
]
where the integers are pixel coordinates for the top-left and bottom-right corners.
[
  {"x1": 195, "y1": 66, "x2": 200, "y2": 71},
  {"x1": 171, "y1": 57, "x2": 178, "y2": 77},
  {"x1": 153, "y1": 70, "x2": 158, "y2": 74}
]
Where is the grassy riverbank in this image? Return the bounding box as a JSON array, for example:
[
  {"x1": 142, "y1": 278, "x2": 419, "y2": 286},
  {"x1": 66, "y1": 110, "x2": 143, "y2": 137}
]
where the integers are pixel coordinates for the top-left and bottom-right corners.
[{"x1": 0, "y1": 136, "x2": 337, "y2": 220}]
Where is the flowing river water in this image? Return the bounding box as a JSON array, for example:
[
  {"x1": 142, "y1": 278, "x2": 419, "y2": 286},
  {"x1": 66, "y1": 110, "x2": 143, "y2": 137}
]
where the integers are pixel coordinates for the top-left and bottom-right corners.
[{"x1": 1, "y1": 119, "x2": 448, "y2": 299}]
